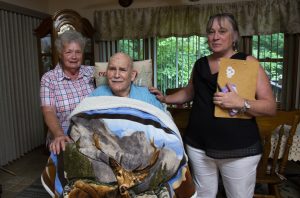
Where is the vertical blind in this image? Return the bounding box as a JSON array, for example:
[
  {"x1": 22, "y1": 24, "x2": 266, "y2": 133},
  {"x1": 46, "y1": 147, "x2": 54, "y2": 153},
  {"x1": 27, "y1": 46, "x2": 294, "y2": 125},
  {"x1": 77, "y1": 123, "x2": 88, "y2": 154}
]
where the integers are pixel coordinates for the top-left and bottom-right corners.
[{"x1": 0, "y1": 9, "x2": 44, "y2": 166}]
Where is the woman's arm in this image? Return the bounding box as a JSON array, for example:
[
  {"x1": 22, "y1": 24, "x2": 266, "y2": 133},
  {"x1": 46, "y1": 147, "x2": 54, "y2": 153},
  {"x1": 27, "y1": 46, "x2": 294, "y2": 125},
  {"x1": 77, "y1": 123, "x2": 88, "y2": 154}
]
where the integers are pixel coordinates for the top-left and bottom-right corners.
[
  {"x1": 149, "y1": 68, "x2": 195, "y2": 104},
  {"x1": 213, "y1": 56, "x2": 276, "y2": 117},
  {"x1": 42, "y1": 106, "x2": 70, "y2": 154},
  {"x1": 243, "y1": 56, "x2": 277, "y2": 116},
  {"x1": 149, "y1": 79, "x2": 194, "y2": 104}
]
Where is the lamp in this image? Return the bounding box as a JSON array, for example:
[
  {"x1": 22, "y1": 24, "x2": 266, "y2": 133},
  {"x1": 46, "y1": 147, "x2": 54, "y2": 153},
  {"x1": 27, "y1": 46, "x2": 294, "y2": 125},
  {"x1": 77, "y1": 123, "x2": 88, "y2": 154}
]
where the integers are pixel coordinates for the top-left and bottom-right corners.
[{"x1": 119, "y1": 0, "x2": 133, "y2": 7}]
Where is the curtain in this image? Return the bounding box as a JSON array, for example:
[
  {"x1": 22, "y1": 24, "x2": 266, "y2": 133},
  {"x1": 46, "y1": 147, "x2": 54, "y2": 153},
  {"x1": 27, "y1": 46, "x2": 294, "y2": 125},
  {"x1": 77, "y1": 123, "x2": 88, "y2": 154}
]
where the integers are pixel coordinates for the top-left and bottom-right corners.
[
  {"x1": 94, "y1": 0, "x2": 300, "y2": 41},
  {"x1": 0, "y1": 8, "x2": 45, "y2": 166},
  {"x1": 239, "y1": 36, "x2": 252, "y2": 55},
  {"x1": 282, "y1": 34, "x2": 300, "y2": 110}
]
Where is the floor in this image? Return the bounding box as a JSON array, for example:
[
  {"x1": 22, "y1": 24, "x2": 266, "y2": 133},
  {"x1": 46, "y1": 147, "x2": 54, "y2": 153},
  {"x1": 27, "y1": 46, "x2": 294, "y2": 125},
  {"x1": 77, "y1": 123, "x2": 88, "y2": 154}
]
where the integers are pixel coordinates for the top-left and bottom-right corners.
[
  {"x1": 0, "y1": 146, "x2": 49, "y2": 198},
  {"x1": 0, "y1": 147, "x2": 300, "y2": 198}
]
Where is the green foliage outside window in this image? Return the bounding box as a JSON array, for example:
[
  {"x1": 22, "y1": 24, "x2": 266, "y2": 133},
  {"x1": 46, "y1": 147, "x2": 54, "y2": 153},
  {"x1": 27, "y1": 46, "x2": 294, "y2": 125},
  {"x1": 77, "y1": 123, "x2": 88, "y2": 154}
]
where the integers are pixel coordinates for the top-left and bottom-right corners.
[
  {"x1": 118, "y1": 39, "x2": 144, "y2": 60},
  {"x1": 252, "y1": 33, "x2": 284, "y2": 102},
  {"x1": 252, "y1": 33, "x2": 284, "y2": 81},
  {"x1": 156, "y1": 36, "x2": 210, "y2": 93}
]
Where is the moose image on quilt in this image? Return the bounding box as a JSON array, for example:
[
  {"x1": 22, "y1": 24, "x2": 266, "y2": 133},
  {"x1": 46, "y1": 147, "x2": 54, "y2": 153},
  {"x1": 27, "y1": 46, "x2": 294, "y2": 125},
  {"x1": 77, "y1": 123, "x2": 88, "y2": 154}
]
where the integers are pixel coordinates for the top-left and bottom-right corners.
[{"x1": 46, "y1": 96, "x2": 191, "y2": 198}]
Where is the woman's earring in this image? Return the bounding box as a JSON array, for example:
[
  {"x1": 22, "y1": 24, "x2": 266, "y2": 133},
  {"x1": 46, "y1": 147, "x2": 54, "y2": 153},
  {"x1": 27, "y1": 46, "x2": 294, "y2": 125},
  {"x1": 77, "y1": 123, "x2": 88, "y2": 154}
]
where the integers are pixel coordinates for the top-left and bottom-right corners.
[{"x1": 233, "y1": 42, "x2": 238, "y2": 52}]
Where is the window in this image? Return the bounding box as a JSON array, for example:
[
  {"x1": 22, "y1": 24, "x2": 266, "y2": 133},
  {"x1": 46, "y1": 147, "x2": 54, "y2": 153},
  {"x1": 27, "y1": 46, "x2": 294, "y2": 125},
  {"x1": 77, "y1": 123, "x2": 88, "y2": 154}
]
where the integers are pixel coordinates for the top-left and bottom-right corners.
[
  {"x1": 106, "y1": 33, "x2": 284, "y2": 100},
  {"x1": 252, "y1": 33, "x2": 284, "y2": 102},
  {"x1": 156, "y1": 36, "x2": 210, "y2": 92},
  {"x1": 118, "y1": 39, "x2": 145, "y2": 60},
  {"x1": 116, "y1": 36, "x2": 210, "y2": 93}
]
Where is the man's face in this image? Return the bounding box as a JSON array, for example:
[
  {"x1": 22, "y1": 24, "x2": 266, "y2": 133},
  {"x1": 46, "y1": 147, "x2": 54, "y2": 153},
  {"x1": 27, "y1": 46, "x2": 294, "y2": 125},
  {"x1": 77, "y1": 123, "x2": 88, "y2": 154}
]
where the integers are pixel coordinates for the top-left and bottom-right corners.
[{"x1": 107, "y1": 54, "x2": 136, "y2": 97}]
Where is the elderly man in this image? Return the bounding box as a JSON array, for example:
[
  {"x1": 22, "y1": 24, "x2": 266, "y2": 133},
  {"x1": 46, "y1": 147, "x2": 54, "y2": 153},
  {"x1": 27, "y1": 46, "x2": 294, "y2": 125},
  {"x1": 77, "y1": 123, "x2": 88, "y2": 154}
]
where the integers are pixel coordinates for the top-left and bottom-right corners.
[
  {"x1": 90, "y1": 52, "x2": 165, "y2": 111},
  {"x1": 42, "y1": 52, "x2": 196, "y2": 198}
]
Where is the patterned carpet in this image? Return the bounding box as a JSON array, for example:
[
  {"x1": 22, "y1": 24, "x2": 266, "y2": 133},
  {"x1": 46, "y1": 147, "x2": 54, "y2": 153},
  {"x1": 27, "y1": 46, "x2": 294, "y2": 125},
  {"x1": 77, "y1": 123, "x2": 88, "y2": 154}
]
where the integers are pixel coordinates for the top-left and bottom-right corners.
[
  {"x1": 17, "y1": 174, "x2": 300, "y2": 198},
  {"x1": 278, "y1": 175, "x2": 300, "y2": 198},
  {"x1": 217, "y1": 174, "x2": 300, "y2": 198},
  {"x1": 254, "y1": 179, "x2": 300, "y2": 198},
  {"x1": 16, "y1": 178, "x2": 50, "y2": 198}
]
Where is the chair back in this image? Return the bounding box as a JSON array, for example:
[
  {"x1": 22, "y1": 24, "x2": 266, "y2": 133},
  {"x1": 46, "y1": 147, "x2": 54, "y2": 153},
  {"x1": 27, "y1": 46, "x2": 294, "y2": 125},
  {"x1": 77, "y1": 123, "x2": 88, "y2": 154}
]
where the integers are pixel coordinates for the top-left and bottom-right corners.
[
  {"x1": 168, "y1": 107, "x2": 191, "y2": 135},
  {"x1": 166, "y1": 88, "x2": 192, "y2": 135},
  {"x1": 256, "y1": 111, "x2": 300, "y2": 179},
  {"x1": 166, "y1": 88, "x2": 192, "y2": 108},
  {"x1": 254, "y1": 110, "x2": 300, "y2": 197}
]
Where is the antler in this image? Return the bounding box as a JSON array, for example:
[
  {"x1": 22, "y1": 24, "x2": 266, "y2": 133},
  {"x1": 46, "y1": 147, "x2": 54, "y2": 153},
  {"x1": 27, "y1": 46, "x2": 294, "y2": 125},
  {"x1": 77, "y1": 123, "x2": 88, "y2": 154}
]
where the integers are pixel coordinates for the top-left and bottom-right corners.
[
  {"x1": 109, "y1": 139, "x2": 161, "y2": 197},
  {"x1": 133, "y1": 138, "x2": 160, "y2": 173},
  {"x1": 93, "y1": 133, "x2": 161, "y2": 197}
]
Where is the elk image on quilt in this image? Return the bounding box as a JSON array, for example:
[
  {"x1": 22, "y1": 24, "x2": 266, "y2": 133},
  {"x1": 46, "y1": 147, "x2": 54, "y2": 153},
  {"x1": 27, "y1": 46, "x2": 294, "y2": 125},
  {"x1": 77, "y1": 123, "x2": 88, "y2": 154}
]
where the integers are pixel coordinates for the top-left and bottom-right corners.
[{"x1": 42, "y1": 96, "x2": 191, "y2": 198}]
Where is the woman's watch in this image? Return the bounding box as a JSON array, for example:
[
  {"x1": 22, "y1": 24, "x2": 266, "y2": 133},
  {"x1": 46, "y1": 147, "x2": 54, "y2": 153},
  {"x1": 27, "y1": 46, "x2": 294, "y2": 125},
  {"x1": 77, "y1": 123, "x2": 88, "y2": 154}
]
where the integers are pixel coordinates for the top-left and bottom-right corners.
[{"x1": 239, "y1": 99, "x2": 251, "y2": 114}]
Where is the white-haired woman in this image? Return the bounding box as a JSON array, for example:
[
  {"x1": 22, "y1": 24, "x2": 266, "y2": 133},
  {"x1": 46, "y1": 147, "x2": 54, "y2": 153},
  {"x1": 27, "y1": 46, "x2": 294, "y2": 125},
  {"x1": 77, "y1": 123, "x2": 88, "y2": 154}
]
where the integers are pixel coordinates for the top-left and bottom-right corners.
[{"x1": 40, "y1": 30, "x2": 95, "y2": 155}]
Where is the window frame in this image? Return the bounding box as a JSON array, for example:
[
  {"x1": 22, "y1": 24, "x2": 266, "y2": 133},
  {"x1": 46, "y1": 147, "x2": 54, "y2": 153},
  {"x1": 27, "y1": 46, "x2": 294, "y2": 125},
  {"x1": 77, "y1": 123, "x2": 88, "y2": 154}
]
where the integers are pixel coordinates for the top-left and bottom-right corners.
[{"x1": 251, "y1": 33, "x2": 284, "y2": 105}]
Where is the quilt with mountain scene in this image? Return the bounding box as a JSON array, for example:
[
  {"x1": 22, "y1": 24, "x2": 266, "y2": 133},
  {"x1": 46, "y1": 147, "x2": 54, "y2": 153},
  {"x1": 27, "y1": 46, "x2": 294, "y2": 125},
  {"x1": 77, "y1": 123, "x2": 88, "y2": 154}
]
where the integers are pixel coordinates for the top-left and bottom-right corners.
[{"x1": 41, "y1": 96, "x2": 195, "y2": 198}]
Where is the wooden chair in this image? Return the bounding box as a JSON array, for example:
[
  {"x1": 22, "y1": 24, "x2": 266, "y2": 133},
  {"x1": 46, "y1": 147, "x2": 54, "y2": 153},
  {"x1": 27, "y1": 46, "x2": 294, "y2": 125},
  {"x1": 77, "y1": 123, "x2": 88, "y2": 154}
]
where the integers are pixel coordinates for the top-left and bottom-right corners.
[
  {"x1": 166, "y1": 88, "x2": 192, "y2": 135},
  {"x1": 167, "y1": 107, "x2": 191, "y2": 135},
  {"x1": 254, "y1": 110, "x2": 300, "y2": 198}
]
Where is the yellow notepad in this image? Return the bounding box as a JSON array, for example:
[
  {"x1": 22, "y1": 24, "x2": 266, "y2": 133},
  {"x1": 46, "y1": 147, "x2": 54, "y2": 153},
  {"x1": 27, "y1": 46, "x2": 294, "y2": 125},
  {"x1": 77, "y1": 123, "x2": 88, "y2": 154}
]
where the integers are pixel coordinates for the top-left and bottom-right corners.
[{"x1": 214, "y1": 58, "x2": 259, "y2": 119}]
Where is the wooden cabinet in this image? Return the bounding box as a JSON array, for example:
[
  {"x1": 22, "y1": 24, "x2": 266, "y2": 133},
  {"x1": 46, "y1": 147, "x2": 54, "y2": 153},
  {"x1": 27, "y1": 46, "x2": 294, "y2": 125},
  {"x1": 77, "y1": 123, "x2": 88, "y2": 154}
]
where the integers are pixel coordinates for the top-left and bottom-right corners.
[{"x1": 35, "y1": 9, "x2": 95, "y2": 78}]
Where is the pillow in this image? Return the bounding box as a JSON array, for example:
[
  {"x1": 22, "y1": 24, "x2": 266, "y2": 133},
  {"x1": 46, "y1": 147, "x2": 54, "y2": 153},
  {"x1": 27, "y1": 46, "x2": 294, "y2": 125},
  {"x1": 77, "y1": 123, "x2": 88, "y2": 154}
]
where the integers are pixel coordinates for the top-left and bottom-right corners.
[{"x1": 94, "y1": 59, "x2": 153, "y2": 87}]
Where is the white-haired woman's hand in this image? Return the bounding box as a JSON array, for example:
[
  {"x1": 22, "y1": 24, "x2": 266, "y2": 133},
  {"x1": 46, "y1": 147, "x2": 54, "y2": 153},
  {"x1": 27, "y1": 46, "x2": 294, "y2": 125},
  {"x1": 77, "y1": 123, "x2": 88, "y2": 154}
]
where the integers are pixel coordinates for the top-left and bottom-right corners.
[{"x1": 50, "y1": 134, "x2": 71, "y2": 155}]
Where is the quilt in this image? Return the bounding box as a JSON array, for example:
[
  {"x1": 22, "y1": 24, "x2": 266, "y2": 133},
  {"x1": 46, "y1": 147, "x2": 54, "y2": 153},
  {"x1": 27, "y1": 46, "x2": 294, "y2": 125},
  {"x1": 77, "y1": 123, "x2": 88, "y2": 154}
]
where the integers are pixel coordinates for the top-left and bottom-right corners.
[{"x1": 41, "y1": 96, "x2": 195, "y2": 198}]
